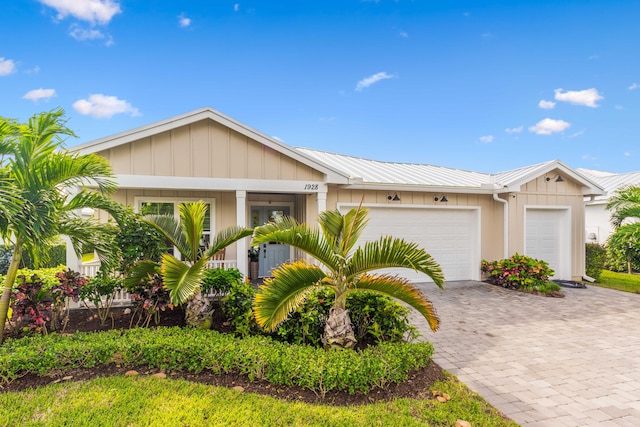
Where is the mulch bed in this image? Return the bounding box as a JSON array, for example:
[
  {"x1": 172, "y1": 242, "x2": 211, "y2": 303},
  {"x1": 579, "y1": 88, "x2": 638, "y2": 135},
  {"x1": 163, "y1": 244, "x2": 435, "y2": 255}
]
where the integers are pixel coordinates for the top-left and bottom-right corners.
[{"x1": 2, "y1": 304, "x2": 447, "y2": 405}]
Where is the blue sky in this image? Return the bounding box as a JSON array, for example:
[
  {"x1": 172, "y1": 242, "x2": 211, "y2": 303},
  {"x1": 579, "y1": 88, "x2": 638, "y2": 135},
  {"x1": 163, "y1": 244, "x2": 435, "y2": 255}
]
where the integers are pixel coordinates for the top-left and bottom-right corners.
[{"x1": 2, "y1": 1, "x2": 639, "y2": 173}]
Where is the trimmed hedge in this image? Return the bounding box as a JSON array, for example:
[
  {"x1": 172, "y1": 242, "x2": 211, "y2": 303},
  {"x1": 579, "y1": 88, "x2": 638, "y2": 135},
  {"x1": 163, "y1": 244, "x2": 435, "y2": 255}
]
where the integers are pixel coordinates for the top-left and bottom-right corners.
[{"x1": 0, "y1": 328, "x2": 434, "y2": 396}]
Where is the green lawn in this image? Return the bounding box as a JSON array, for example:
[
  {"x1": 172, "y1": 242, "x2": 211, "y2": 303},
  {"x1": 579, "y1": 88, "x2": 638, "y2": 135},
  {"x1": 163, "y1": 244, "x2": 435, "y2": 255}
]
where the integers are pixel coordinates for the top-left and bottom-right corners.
[
  {"x1": 0, "y1": 375, "x2": 517, "y2": 427},
  {"x1": 592, "y1": 270, "x2": 640, "y2": 293}
]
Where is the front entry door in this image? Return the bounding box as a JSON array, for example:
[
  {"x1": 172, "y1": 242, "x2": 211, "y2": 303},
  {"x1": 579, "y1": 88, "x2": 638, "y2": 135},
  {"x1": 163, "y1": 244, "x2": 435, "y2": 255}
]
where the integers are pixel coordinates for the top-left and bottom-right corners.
[{"x1": 252, "y1": 206, "x2": 291, "y2": 277}]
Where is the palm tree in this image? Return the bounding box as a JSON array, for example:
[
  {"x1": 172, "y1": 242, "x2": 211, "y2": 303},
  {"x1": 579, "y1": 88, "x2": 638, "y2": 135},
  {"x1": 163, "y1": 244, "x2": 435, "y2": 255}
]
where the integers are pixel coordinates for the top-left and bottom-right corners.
[
  {"x1": 607, "y1": 186, "x2": 640, "y2": 273},
  {"x1": 0, "y1": 109, "x2": 118, "y2": 344},
  {"x1": 252, "y1": 205, "x2": 445, "y2": 349},
  {"x1": 125, "y1": 201, "x2": 252, "y2": 327}
]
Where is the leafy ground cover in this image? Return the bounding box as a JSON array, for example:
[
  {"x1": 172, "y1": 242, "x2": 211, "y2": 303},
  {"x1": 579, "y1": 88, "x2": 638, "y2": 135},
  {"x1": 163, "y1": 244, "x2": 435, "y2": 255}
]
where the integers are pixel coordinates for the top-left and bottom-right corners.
[
  {"x1": 590, "y1": 270, "x2": 640, "y2": 293},
  {"x1": 0, "y1": 306, "x2": 517, "y2": 426}
]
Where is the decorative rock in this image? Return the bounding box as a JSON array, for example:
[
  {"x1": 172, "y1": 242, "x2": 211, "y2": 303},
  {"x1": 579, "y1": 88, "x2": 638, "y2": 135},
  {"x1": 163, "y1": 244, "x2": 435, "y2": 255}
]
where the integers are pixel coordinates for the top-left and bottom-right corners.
[
  {"x1": 125, "y1": 370, "x2": 139, "y2": 377},
  {"x1": 232, "y1": 386, "x2": 245, "y2": 392},
  {"x1": 123, "y1": 308, "x2": 132, "y2": 315},
  {"x1": 62, "y1": 376, "x2": 73, "y2": 381},
  {"x1": 152, "y1": 372, "x2": 167, "y2": 379},
  {"x1": 455, "y1": 420, "x2": 471, "y2": 427}
]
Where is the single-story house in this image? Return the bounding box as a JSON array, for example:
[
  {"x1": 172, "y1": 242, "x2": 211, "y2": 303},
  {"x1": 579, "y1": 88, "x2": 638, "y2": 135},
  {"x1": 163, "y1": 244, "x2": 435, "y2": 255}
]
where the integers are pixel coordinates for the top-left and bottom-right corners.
[
  {"x1": 577, "y1": 168, "x2": 640, "y2": 245},
  {"x1": 70, "y1": 107, "x2": 604, "y2": 282}
]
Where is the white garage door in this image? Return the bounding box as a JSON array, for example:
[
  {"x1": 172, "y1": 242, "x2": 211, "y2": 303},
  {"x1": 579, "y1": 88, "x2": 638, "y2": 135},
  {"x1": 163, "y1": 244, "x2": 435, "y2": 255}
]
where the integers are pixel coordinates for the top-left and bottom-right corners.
[
  {"x1": 341, "y1": 206, "x2": 480, "y2": 282},
  {"x1": 525, "y1": 208, "x2": 570, "y2": 280}
]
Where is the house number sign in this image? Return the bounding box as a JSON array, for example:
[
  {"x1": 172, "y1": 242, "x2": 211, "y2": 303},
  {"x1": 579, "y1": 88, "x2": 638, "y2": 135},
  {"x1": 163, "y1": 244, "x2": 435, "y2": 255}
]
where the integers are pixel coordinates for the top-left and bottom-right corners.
[{"x1": 304, "y1": 183, "x2": 319, "y2": 191}]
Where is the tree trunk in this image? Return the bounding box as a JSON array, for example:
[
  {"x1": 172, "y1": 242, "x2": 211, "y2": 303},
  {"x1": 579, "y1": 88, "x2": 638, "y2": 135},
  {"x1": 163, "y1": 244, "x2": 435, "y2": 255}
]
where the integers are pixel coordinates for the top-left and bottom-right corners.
[
  {"x1": 322, "y1": 306, "x2": 357, "y2": 349},
  {"x1": 184, "y1": 289, "x2": 213, "y2": 329},
  {"x1": 0, "y1": 240, "x2": 23, "y2": 345}
]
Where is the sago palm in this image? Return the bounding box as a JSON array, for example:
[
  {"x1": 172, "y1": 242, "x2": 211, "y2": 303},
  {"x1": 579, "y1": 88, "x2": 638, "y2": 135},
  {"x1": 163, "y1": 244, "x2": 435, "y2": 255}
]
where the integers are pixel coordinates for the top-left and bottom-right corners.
[
  {"x1": 125, "y1": 201, "x2": 252, "y2": 327},
  {"x1": 0, "y1": 109, "x2": 118, "y2": 344},
  {"x1": 252, "y1": 205, "x2": 445, "y2": 349}
]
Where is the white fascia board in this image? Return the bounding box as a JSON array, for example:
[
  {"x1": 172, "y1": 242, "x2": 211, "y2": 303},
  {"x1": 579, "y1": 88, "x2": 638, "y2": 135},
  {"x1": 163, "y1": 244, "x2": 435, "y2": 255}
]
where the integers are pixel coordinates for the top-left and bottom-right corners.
[
  {"x1": 71, "y1": 107, "x2": 350, "y2": 185},
  {"x1": 114, "y1": 175, "x2": 328, "y2": 194}
]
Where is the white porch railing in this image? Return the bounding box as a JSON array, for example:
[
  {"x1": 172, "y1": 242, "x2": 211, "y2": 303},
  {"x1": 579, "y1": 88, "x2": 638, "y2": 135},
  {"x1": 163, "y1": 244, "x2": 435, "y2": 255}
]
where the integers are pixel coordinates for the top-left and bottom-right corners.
[{"x1": 75, "y1": 259, "x2": 239, "y2": 307}]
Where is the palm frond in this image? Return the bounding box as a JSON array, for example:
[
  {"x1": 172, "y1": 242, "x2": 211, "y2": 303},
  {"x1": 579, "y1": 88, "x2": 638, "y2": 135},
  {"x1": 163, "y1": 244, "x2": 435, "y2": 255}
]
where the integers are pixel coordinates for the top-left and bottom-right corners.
[
  {"x1": 204, "y1": 226, "x2": 253, "y2": 259},
  {"x1": 178, "y1": 202, "x2": 207, "y2": 262},
  {"x1": 607, "y1": 186, "x2": 640, "y2": 228},
  {"x1": 58, "y1": 216, "x2": 118, "y2": 265},
  {"x1": 253, "y1": 217, "x2": 340, "y2": 270},
  {"x1": 143, "y1": 214, "x2": 189, "y2": 259},
  {"x1": 346, "y1": 236, "x2": 445, "y2": 287},
  {"x1": 125, "y1": 260, "x2": 160, "y2": 289},
  {"x1": 338, "y1": 205, "x2": 370, "y2": 255},
  {"x1": 349, "y1": 273, "x2": 441, "y2": 332},
  {"x1": 253, "y1": 260, "x2": 328, "y2": 331},
  {"x1": 161, "y1": 255, "x2": 208, "y2": 305}
]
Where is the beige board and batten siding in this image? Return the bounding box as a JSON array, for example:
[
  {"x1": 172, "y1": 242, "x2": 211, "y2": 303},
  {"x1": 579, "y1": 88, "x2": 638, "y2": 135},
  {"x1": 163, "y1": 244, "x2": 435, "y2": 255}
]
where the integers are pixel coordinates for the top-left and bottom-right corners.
[
  {"x1": 97, "y1": 119, "x2": 324, "y2": 182},
  {"x1": 508, "y1": 173, "x2": 586, "y2": 281}
]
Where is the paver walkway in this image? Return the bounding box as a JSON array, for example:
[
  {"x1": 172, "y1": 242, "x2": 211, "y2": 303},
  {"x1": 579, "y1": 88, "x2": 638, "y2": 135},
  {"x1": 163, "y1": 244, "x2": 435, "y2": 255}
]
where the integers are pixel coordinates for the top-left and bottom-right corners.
[{"x1": 410, "y1": 281, "x2": 640, "y2": 427}]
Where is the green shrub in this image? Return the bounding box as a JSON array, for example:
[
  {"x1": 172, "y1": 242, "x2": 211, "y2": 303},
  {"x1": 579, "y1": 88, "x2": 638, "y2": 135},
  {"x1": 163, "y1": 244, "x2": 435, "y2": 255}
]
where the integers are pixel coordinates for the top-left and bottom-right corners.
[
  {"x1": 0, "y1": 328, "x2": 435, "y2": 396},
  {"x1": 0, "y1": 265, "x2": 66, "y2": 290},
  {"x1": 201, "y1": 268, "x2": 243, "y2": 295},
  {"x1": 80, "y1": 275, "x2": 123, "y2": 325},
  {"x1": 274, "y1": 289, "x2": 418, "y2": 347},
  {"x1": 221, "y1": 280, "x2": 260, "y2": 337},
  {"x1": 585, "y1": 243, "x2": 607, "y2": 281},
  {"x1": 605, "y1": 224, "x2": 640, "y2": 273},
  {"x1": 481, "y1": 253, "x2": 554, "y2": 290}
]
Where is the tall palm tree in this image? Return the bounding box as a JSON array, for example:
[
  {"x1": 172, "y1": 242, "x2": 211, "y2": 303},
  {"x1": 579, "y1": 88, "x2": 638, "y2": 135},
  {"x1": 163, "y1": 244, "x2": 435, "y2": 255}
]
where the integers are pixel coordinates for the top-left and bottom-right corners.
[
  {"x1": 252, "y1": 205, "x2": 445, "y2": 349},
  {"x1": 125, "y1": 201, "x2": 253, "y2": 327},
  {"x1": 0, "y1": 109, "x2": 118, "y2": 344},
  {"x1": 607, "y1": 186, "x2": 640, "y2": 273}
]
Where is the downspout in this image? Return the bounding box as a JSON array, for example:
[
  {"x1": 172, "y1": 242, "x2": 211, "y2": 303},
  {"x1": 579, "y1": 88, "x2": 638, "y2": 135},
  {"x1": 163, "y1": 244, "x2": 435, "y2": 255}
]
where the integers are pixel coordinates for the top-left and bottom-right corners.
[{"x1": 493, "y1": 192, "x2": 509, "y2": 259}]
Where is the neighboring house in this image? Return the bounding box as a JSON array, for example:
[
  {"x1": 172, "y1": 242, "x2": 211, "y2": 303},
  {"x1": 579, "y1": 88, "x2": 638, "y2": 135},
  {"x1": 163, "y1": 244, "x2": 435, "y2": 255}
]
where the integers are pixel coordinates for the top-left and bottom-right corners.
[
  {"x1": 578, "y1": 168, "x2": 640, "y2": 244},
  {"x1": 70, "y1": 107, "x2": 604, "y2": 282}
]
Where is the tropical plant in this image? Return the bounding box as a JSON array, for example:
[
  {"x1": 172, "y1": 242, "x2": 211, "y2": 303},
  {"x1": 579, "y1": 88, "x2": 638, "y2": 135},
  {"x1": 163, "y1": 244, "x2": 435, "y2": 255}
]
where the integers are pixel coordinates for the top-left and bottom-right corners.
[
  {"x1": 251, "y1": 205, "x2": 444, "y2": 349},
  {"x1": 0, "y1": 109, "x2": 119, "y2": 344},
  {"x1": 80, "y1": 274, "x2": 123, "y2": 326},
  {"x1": 125, "y1": 201, "x2": 252, "y2": 328},
  {"x1": 481, "y1": 253, "x2": 554, "y2": 290},
  {"x1": 585, "y1": 243, "x2": 607, "y2": 281},
  {"x1": 606, "y1": 186, "x2": 640, "y2": 274}
]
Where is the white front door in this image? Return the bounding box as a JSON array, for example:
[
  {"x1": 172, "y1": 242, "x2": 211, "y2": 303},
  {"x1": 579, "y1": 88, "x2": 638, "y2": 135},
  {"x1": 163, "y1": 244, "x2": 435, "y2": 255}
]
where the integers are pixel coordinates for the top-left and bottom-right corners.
[{"x1": 252, "y1": 206, "x2": 291, "y2": 277}]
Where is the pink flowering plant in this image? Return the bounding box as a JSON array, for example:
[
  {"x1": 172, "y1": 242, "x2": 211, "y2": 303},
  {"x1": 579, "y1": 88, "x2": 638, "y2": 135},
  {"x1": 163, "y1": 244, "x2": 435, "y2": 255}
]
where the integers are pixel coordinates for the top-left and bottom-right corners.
[{"x1": 481, "y1": 253, "x2": 554, "y2": 290}]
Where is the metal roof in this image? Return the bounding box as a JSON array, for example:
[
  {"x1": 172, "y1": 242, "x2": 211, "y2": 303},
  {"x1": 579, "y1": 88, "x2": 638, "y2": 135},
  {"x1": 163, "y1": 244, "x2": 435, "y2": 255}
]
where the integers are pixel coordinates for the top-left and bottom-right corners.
[
  {"x1": 577, "y1": 168, "x2": 640, "y2": 200},
  {"x1": 296, "y1": 148, "x2": 492, "y2": 189},
  {"x1": 297, "y1": 148, "x2": 603, "y2": 195}
]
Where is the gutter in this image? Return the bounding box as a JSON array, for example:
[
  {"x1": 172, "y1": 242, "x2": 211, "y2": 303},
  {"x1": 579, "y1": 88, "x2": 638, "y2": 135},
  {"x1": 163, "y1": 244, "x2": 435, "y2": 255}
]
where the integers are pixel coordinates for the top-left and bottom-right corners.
[{"x1": 493, "y1": 192, "x2": 509, "y2": 259}]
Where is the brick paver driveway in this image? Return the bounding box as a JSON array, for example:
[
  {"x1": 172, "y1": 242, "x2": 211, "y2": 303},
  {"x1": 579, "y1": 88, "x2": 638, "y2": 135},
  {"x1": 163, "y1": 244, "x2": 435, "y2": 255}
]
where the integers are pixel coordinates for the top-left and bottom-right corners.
[{"x1": 411, "y1": 281, "x2": 640, "y2": 427}]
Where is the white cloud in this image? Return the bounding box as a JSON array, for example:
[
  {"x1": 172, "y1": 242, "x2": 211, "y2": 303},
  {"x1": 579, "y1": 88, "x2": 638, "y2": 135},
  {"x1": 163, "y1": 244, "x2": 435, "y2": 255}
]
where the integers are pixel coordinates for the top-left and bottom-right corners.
[
  {"x1": 529, "y1": 118, "x2": 571, "y2": 135},
  {"x1": 0, "y1": 57, "x2": 16, "y2": 76},
  {"x1": 582, "y1": 154, "x2": 597, "y2": 161},
  {"x1": 615, "y1": 105, "x2": 624, "y2": 110},
  {"x1": 399, "y1": 31, "x2": 408, "y2": 38},
  {"x1": 355, "y1": 72, "x2": 394, "y2": 91},
  {"x1": 629, "y1": 83, "x2": 639, "y2": 91},
  {"x1": 23, "y1": 88, "x2": 56, "y2": 101},
  {"x1": 505, "y1": 126, "x2": 523, "y2": 134},
  {"x1": 69, "y1": 24, "x2": 113, "y2": 45},
  {"x1": 479, "y1": 135, "x2": 494, "y2": 143},
  {"x1": 481, "y1": 32, "x2": 493, "y2": 38},
  {"x1": 178, "y1": 13, "x2": 191, "y2": 27},
  {"x1": 567, "y1": 130, "x2": 584, "y2": 138},
  {"x1": 538, "y1": 99, "x2": 556, "y2": 109},
  {"x1": 588, "y1": 54, "x2": 599, "y2": 60},
  {"x1": 26, "y1": 66, "x2": 40, "y2": 74},
  {"x1": 73, "y1": 94, "x2": 140, "y2": 118},
  {"x1": 624, "y1": 152, "x2": 632, "y2": 157},
  {"x1": 39, "y1": 0, "x2": 121, "y2": 25},
  {"x1": 554, "y1": 88, "x2": 603, "y2": 108},
  {"x1": 234, "y1": 3, "x2": 239, "y2": 12}
]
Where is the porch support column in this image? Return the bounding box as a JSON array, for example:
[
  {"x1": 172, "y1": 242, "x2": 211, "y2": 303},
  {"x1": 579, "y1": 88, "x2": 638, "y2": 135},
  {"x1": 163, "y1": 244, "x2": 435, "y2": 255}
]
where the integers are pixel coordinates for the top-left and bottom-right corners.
[
  {"x1": 317, "y1": 190, "x2": 327, "y2": 215},
  {"x1": 236, "y1": 190, "x2": 248, "y2": 277}
]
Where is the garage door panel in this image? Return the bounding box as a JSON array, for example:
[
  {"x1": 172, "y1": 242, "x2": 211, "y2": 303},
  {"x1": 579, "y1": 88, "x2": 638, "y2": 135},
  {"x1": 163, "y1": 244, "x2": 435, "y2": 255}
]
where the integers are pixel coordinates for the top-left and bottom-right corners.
[
  {"x1": 344, "y1": 206, "x2": 479, "y2": 282},
  {"x1": 525, "y1": 209, "x2": 570, "y2": 280}
]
